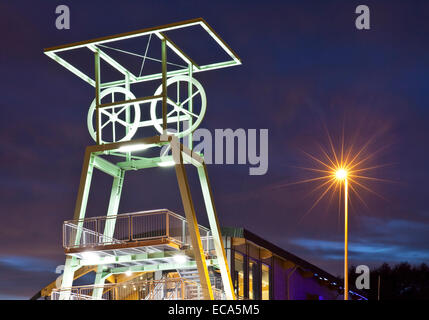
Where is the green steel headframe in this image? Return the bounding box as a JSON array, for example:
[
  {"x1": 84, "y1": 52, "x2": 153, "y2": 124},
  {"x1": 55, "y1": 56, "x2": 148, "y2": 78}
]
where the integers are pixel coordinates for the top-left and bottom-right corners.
[{"x1": 44, "y1": 18, "x2": 241, "y2": 301}]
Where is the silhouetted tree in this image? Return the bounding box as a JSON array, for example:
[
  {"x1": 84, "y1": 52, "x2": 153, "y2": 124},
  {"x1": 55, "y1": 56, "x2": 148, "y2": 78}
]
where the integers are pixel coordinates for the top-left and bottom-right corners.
[{"x1": 345, "y1": 262, "x2": 429, "y2": 300}]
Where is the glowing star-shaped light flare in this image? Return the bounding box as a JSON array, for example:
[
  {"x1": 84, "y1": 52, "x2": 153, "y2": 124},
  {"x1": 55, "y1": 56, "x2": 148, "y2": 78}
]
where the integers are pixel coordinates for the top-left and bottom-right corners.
[
  {"x1": 279, "y1": 130, "x2": 392, "y2": 218},
  {"x1": 335, "y1": 169, "x2": 347, "y2": 180}
]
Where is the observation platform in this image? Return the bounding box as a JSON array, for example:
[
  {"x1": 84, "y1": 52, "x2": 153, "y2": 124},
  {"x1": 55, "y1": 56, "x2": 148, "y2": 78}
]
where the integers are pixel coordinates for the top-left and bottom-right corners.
[{"x1": 63, "y1": 209, "x2": 217, "y2": 272}]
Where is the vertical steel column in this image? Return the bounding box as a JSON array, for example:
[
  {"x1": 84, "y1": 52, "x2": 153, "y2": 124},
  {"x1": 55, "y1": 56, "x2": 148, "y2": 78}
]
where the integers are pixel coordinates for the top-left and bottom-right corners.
[
  {"x1": 60, "y1": 149, "x2": 96, "y2": 299},
  {"x1": 166, "y1": 212, "x2": 170, "y2": 238},
  {"x1": 125, "y1": 72, "x2": 131, "y2": 161},
  {"x1": 197, "y1": 163, "x2": 236, "y2": 300},
  {"x1": 58, "y1": 256, "x2": 78, "y2": 300},
  {"x1": 187, "y1": 63, "x2": 193, "y2": 150},
  {"x1": 94, "y1": 50, "x2": 101, "y2": 145},
  {"x1": 161, "y1": 39, "x2": 167, "y2": 134},
  {"x1": 74, "y1": 150, "x2": 96, "y2": 243},
  {"x1": 92, "y1": 169, "x2": 125, "y2": 299},
  {"x1": 173, "y1": 145, "x2": 213, "y2": 300}
]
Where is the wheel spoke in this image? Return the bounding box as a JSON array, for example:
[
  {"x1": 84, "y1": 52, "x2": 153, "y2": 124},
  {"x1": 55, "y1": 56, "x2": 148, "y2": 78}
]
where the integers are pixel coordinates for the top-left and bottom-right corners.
[
  {"x1": 180, "y1": 90, "x2": 200, "y2": 108},
  {"x1": 100, "y1": 108, "x2": 112, "y2": 117},
  {"x1": 112, "y1": 121, "x2": 116, "y2": 141},
  {"x1": 101, "y1": 119, "x2": 112, "y2": 129},
  {"x1": 167, "y1": 97, "x2": 198, "y2": 119},
  {"x1": 167, "y1": 108, "x2": 177, "y2": 118},
  {"x1": 176, "y1": 80, "x2": 180, "y2": 104},
  {"x1": 179, "y1": 107, "x2": 199, "y2": 119},
  {"x1": 176, "y1": 118, "x2": 179, "y2": 132},
  {"x1": 115, "y1": 105, "x2": 128, "y2": 117},
  {"x1": 115, "y1": 118, "x2": 129, "y2": 128},
  {"x1": 167, "y1": 97, "x2": 181, "y2": 109}
]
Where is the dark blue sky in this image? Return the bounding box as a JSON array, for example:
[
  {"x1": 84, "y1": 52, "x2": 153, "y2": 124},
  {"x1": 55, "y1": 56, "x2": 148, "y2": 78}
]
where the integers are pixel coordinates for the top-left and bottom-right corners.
[{"x1": 1, "y1": 0, "x2": 429, "y2": 299}]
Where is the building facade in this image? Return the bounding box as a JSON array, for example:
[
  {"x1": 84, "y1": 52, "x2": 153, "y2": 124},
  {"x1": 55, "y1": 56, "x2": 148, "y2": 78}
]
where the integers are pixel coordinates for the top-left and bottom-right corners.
[{"x1": 222, "y1": 227, "x2": 365, "y2": 300}]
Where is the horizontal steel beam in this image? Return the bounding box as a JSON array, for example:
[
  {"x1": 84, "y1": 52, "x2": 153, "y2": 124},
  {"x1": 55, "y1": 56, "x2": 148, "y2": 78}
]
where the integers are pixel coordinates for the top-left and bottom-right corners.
[
  {"x1": 45, "y1": 51, "x2": 95, "y2": 86},
  {"x1": 78, "y1": 249, "x2": 197, "y2": 266},
  {"x1": 93, "y1": 156, "x2": 122, "y2": 177},
  {"x1": 116, "y1": 152, "x2": 203, "y2": 171},
  {"x1": 87, "y1": 136, "x2": 204, "y2": 170},
  {"x1": 156, "y1": 32, "x2": 200, "y2": 69},
  {"x1": 99, "y1": 95, "x2": 162, "y2": 109},
  {"x1": 105, "y1": 259, "x2": 218, "y2": 276},
  {"x1": 99, "y1": 60, "x2": 239, "y2": 88},
  {"x1": 138, "y1": 114, "x2": 190, "y2": 128},
  {"x1": 88, "y1": 135, "x2": 168, "y2": 154},
  {"x1": 116, "y1": 156, "x2": 170, "y2": 170}
]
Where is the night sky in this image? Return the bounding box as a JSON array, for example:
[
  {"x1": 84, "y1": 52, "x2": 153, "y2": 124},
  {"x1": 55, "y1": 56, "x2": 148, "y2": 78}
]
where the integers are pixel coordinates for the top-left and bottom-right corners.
[{"x1": 1, "y1": 0, "x2": 429, "y2": 299}]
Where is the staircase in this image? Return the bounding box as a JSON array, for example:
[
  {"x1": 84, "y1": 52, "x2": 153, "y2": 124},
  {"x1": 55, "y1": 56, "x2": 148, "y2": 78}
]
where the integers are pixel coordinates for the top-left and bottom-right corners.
[
  {"x1": 144, "y1": 280, "x2": 177, "y2": 300},
  {"x1": 177, "y1": 268, "x2": 225, "y2": 299},
  {"x1": 177, "y1": 268, "x2": 202, "y2": 299}
]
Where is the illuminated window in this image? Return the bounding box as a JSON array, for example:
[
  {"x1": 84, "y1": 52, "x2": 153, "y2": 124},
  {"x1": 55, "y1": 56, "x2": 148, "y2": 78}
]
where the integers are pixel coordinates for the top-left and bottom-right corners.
[
  {"x1": 249, "y1": 259, "x2": 259, "y2": 300},
  {"x1": 234, "y1": 252, "x2": 244, "y2": 298},
  {"x1": 261, "y1": 263, "x2": 270, "y2": 300}
]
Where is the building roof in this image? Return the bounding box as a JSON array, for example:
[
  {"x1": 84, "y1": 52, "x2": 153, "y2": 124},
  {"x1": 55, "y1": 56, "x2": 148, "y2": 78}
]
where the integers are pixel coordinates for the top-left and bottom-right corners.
[
  {"x1": 222, "y1": 227, "x2": 338, "y2": 281},
  {"x1": 221, "y1": 226, "x2": 367, "y2": 299}
]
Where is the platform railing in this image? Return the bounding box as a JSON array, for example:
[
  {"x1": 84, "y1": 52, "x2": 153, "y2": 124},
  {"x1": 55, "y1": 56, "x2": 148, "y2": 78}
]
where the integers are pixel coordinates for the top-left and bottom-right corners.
[
  {"x1": 51, "y1": 277, "x2": 225, "y2": 300},
  {"x1": 63, "y1": 209, "x2": 211, "y2": 251}
]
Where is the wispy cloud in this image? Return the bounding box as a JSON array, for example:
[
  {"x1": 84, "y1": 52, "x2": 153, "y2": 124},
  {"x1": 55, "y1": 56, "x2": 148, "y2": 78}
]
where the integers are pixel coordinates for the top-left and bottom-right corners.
[
  {"x1": 0, "y1": 255, "x2": 58, "y2": 273},
  {"x1": 291, "y1": 238, "x2": 394, "y2": 254},
  {"x1": 0, "y1": 255, "x2": 61, "y2": 299},
  {"x1": 290, "y1": 217, "x2": 429, "y2": 265}
]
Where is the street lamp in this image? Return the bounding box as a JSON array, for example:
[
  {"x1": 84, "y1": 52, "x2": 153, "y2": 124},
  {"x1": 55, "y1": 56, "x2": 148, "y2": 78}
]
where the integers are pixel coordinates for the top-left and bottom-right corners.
[
  {"x1": 335, "y1": 168, "x2": 349, "y2": 300},
  {"x1": 288, "y1": 132, "x2": 389, "y2": 301},
  {"x1": 290, "y1": 133, "x2": 389, "y2": 301}
]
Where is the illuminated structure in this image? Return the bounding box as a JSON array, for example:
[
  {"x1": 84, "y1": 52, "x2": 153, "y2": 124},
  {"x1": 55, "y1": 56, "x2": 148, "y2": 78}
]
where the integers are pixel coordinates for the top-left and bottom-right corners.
[{"x1": 42, "y1": 18, "x2": 241, "y2": 300}]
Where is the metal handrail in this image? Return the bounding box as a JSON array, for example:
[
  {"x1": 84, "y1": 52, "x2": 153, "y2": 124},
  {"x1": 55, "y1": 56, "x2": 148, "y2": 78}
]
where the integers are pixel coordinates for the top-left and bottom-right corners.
[
  {"x1": 64, "y1": 209, "x2": 210, "y2": 231},
  {"x1": 63, "y1": 209, "x2": 211, "y2": 251},
  {"x1": 52, "y1": 277, "x2": 225, "y2": 300}
]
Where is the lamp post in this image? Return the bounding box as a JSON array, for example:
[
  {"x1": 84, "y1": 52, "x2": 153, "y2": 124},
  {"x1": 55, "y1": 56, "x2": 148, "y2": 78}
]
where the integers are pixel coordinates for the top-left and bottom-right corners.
[{"x1": 335, "y1": 168, "x2": 348, "y2": 300}]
